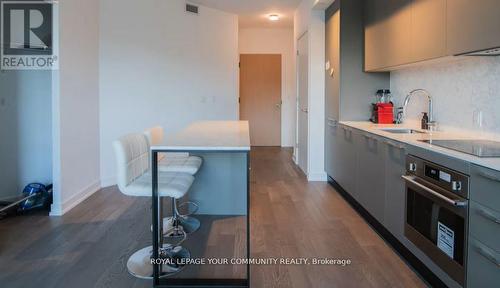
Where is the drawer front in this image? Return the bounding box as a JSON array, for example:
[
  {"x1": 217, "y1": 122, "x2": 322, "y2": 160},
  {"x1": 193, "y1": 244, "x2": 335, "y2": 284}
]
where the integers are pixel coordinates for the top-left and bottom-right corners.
[
  {"x1": 467, "y1": 237, "x2": 500, "y2": 288},
  {"x1": 470, "y1": 201, "x2": 500, "y2": 251},
  {"x1": 470, "y1": 165, "x2": 500, "y2": 210}
]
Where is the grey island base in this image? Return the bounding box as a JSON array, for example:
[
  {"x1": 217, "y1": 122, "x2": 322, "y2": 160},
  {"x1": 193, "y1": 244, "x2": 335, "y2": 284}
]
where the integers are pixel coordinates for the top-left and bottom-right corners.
[{"x1": 151, "y1": 121, "x2": 251, "y2": 287}]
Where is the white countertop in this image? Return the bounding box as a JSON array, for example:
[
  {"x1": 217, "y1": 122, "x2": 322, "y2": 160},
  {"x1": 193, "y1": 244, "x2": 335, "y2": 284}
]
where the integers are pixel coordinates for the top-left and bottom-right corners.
[
  {"x1": 151, "y1": 121, "x2": 251, "y2": 151},
  {"x1": 340, "y1": 121, "x2": 500, "y2": 171}
]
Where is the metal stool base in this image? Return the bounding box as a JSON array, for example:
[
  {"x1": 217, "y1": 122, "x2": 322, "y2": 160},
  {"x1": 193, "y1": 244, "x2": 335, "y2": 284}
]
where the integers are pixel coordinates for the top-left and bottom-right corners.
[{"x1": 127, "y1": 244, "x2": 191, "y2": 280}]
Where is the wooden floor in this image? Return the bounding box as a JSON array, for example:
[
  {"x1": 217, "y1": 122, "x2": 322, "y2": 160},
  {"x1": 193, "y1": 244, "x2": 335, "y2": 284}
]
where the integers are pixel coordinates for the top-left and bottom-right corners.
[{"x1": 0, "y1": 147, "x2": 427, "y2": 288}]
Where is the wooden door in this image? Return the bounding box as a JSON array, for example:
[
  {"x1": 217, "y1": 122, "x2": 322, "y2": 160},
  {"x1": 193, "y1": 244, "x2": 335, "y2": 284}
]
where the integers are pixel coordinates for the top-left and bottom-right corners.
[{"x1": 239, "y1": 54, "x2": 281, "y2": 146}]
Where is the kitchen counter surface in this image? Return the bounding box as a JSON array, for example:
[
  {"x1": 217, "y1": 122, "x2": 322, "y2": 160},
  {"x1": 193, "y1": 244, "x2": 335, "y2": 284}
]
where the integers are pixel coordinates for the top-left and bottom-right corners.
[
  {"x1": 340, "y1": 121, "x2": 500, "y2": 171},
  {"x1": 151, "y1": 120, "x2": 251, "y2": 152}
]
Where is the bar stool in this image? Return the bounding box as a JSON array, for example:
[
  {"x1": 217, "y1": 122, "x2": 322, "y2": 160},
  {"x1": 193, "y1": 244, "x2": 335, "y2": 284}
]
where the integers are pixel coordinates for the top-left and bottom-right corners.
[
  {"x1": 113, "y1": 133, "x2": 192, "y2": 279},
  {"x1": 144, "y1": 126, "x2": 202, "y2": 235}
]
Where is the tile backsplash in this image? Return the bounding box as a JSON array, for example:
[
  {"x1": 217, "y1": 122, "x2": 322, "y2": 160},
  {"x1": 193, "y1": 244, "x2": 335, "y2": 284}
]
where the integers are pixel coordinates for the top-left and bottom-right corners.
[{"x1": 390, "y1": 57, "x2": 500, "y2": 136}]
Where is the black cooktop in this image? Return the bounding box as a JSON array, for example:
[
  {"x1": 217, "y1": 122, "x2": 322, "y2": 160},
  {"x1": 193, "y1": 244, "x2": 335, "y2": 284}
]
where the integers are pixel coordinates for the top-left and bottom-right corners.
[{"x1": 419, "y1": 139, "x2": 500, "y2": 157}]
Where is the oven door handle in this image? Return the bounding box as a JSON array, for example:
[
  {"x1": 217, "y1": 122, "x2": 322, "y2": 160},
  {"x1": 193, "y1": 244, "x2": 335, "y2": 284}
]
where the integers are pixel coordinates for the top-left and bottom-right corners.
[{"x1": 401, "y1": 175, "x2": 468, "y2": 207}]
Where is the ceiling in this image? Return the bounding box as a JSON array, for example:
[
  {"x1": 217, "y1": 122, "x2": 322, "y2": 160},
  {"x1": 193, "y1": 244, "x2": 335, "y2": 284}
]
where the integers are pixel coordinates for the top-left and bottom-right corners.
[{"x1": 189, "y1": 0, "x2": 302, "y2": 28}]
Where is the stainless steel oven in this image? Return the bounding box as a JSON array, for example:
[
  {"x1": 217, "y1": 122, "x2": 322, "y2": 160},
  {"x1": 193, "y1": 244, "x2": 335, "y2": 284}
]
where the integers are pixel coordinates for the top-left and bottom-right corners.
[{"x1": 403, "y1": 155, "x2": 469, "y2": 286}]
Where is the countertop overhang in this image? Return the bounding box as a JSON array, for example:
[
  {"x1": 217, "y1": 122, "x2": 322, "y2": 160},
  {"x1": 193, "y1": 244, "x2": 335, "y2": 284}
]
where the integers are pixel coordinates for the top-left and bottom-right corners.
[{"x1": 151, "y1": 120, "x2": 251, "y2": 152}]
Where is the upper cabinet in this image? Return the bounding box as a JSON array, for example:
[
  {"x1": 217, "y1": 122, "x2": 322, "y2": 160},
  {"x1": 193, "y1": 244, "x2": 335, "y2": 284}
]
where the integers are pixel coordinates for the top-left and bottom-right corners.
[
  {"x1": 411, "y1": 0, "x2": 446, "y2": 61},
  {"x1": 447, "y1": 0, "x2": 500, "y2": 55},
  {"x1": 365, "y1": 0, "x2": 412, "y2": 71},
  {"x1": 364, "y1": 0, "x2": 500, "y2": 71}
]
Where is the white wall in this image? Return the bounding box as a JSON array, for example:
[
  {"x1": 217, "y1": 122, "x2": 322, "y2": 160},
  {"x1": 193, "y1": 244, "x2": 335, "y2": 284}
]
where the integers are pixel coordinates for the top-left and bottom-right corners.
[
  {"x1": 50, "y1": 0, "x2": 100, "y2": 215},
  {"x1": 294, "y1": 0, "x2": 326, "y2": 181},
  {"x1": 99, "y1": 0, "x2": 239, "y2": 186},
  {"x1": 238, "y1": 28, "x2": 296, "y2": 147},
  {"x1": 391, "y1": 57, "x2": 500, "y2": 137},
  {"x1": 0, "y1": 71, "x2": 52, "y2": 200}
]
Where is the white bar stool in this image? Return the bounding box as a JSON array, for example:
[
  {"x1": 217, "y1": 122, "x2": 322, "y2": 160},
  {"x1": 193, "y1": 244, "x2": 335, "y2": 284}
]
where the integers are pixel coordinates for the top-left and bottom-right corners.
[
  {"x1": 113, "y1": 133, "x2": 193, "y2": 279},
  {"x1": 144, "y1": 126, "x2": 202, "y2": 235}
]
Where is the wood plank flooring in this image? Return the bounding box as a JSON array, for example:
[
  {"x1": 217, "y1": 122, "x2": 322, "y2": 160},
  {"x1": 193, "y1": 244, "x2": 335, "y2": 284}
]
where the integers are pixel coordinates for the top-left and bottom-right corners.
[{"x1": 0, "y1": 147, "x2": 427, "y2": 288}]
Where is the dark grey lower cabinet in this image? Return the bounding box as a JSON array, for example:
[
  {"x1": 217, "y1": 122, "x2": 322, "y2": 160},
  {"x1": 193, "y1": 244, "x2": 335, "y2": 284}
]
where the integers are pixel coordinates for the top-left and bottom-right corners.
[
  {"x1": 337, "y1": 126, "x2": 358, "y2": 200},
  {"x1": 467, "y1": 237, "x2": 500, "y2": 288},
  {"x1": 325, "y1": 119, "x2": 335, "y2": 177},
  {"x1": 383, "y1": 140, "x2": 407, "y2": 240},
  {"x1": 355, "y1": 132, "x2": 385, "y2": 223}
]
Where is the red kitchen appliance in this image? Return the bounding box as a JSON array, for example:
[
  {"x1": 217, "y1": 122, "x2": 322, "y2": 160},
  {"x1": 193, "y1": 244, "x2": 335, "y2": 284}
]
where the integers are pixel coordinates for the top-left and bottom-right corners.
[{"x1": 370, "y1": 103, "x2": 394, "y2": 124}]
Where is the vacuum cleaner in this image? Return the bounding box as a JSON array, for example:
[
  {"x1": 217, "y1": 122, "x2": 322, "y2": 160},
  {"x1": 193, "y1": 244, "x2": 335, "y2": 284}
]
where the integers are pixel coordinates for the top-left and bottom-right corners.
[{"x1": 0, "y1": 183, "x2": 53, "y2": 219}]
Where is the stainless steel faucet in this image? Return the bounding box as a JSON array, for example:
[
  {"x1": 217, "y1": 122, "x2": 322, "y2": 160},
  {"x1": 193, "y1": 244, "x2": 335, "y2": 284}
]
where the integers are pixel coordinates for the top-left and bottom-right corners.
[{"x1": 399, "y1": 89, "x2": 435, "y2": 129}]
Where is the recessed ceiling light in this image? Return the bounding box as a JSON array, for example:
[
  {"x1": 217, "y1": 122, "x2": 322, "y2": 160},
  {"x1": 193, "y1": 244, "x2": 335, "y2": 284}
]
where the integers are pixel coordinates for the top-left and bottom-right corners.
[{"x1": 269, "y1": 14, "x2": 280, "y2": 21}]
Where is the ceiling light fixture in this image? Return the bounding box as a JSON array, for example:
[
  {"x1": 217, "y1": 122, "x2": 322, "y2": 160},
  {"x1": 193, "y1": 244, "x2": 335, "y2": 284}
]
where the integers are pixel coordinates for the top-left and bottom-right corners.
[{"x1": 269, "y1": 14, "x2": 280, "y2": 21}]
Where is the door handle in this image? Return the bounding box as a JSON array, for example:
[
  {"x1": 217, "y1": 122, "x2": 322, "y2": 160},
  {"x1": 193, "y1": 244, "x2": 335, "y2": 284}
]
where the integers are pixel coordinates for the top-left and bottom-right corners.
[
  {"x1": 401, "y1": 175, "x2": 468, "y2": 207},
  {"x1": 275, "y1": 102, "x2": 282, "y2": 109},
  {"x1": 300, "y1": 108, "x2": 308, "y2": 113}
]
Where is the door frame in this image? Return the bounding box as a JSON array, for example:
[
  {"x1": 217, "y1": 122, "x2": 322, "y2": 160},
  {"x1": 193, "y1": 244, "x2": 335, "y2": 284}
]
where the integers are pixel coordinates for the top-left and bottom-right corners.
[
  {"x1": 295, "y1": 31, "x2": 309, "y2": 174},
  {"x1": 238, "y1": 53, "x2": 283, "y2": 147}
]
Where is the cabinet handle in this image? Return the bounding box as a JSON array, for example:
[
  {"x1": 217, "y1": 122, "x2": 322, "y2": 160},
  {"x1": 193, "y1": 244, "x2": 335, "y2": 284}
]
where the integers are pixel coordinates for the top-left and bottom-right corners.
[
  {"x1": 363, "y1": 134, "x2": 377, "y2": 141},
  {"x1": 476, "y1": 245, "x2": 500, "y2": 267},
  {"x1": 327, "y1": 118, "x2": 338, "y2": 127},
  {"x1": 477, "y1": 208, "x2": 500, "y2": 225},
  {"x1": 385, "y1": 140, "x2": 405, "y2": 150},
  {"x1": 478, "y1": 171, "x2": 500, "y2": 183},
  {"x1": 341, "y1": 125, "x2": 351, "y2": 132}
]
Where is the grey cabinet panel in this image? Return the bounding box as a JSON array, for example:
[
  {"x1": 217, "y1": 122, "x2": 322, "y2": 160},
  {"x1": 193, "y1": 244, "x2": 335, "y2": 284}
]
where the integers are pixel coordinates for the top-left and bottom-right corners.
[
  {"x1": 355, "y1": 132, "x2": 385, "y2": 222},
  {"x1": 469, "y1": 201, "x2": 500, "y2": 251},
  {"x1": 447, "y1": 0, "x2": 500, "y2": 55},
  {"x1": 325, "y1": 8, "x2": 340, "y2": 121},
  {"x1": 364, "y1": 0, "x2": 412, "y2": 71},
  {"x1": 325, "y1": 120, "x2": 337, "y2": 178},
  {"x1": 336, "y1": 126, "x2": 358, "y2": 199},
  {"x1": 383, "y1": 141, "x2": 407, "y2": 240},
  {"x1": 467, "y1": 237, "x2": 500, "y2": 288},
  {"x1": 364, "y1": 0, "x2": 388, "y2": 71},
  {"x1": 410, "y1": 0, "x2": 446, "y2": 62},
  {"x1": 470, "y1": 164, "x2": 500, "y2": 211}
]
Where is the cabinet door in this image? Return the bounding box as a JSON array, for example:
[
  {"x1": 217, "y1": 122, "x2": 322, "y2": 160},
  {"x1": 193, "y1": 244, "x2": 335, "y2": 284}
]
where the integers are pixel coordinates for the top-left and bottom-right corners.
[
  {"x1": 467, "y1": 237, "x2": 500, "y2": 288},
  {"x1": 356, "y1": 132, "x2": 385, "y2": 222},
  {"x1": 410, "y1": 0, "x2": 446, "y2": 62},
  {"x1": 325, "y1": 120, "x2": 337, "y2": 178},
  {"x1": 337, "y1": 126, "x2": 357, "y2": 199},
  {"x1": 383, "y1": 141, "x2": 406, "y2": 239},
  {"x1": 447, "y1": 0, "x2": 500, "y2": 55},
  {"x1": 364, "y1": 0, "x2": 387, "y2": 71},
  {"x1": 384, "y1": 0, "x2": 412, "y2": 67},
  {"x1": 364, "y1": 0, "x2": 412, "y2": 71},
  {"x1": 325, "y1": 8, "x2": 340, "y2": 120}
]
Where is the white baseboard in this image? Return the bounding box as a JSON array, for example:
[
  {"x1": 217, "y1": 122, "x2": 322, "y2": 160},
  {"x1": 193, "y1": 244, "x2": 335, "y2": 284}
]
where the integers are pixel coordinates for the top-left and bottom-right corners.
[
  {"x1": 307, "y1": 171, "x2": 328, "y2": 182},
  {"x1": 49, "y1": 180, "x2": 101, "y2": 216},
  {"x1": 100, "y1": 176, "x2": 116, "y2": 188}
]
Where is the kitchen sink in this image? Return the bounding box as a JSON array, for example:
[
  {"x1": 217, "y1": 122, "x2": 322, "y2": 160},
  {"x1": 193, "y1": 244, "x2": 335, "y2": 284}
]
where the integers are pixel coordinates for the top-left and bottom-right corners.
[{"x1": 379, "y1": 128, "x2": 427, "y2": 134}]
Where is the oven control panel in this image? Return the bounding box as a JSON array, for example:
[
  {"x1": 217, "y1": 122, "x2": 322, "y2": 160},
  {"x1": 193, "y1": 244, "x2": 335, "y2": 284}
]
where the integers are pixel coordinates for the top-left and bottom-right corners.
[{"x1": 406, "y1": 155, "x2": 469, "y2": 199}]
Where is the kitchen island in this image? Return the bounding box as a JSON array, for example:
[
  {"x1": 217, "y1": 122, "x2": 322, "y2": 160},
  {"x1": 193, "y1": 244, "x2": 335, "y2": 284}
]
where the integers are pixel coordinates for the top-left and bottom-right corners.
[{"x1": 150, "y1": 121, "x2": 250, "y2": 287}]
